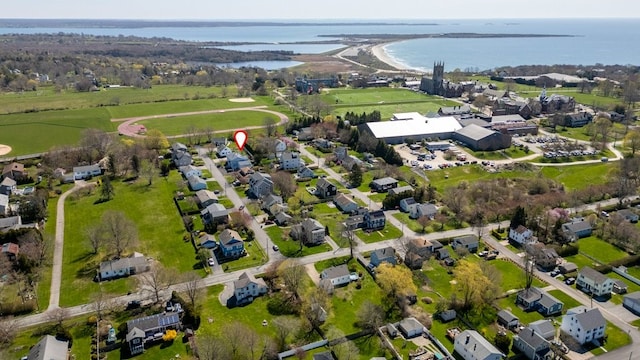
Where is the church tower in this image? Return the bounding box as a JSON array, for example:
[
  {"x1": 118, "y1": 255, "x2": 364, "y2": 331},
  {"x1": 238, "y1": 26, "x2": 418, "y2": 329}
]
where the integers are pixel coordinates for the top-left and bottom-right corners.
[{"x1": 432, "y1": 61, "x2": 444, "y2": 84}]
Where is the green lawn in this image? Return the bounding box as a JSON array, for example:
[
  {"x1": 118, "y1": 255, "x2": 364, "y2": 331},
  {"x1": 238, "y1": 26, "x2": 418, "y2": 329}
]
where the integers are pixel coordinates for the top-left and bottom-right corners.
[
  {"x1": 137, "y1": 110, "x2": 280, "y2": 136},
  {"x1": 323, "y1": 87, "x2": 444, "y2": 105},
  {"x1": 264, "y1": 225, "x2": 332, "y2": 257},
  {"x1": 576, "y1": 236, "x2": 629, "y2": 264},
  {"x1": 325, "y1": 269, "x2": 382, "y2": 335},
  {"x1": 539, "y1": 162, "x2": 616, "y2": 191},
  {"x1": 590, "y1": 321, "x2": 632, "y2": 355},
  {"x1": 563, "y1": 253, "x2": 603, "y2": 270},
  {"x1": 60, "y1": 172, "x2": 195, "y2": 307},
  {"x1": 332, "y1": 102, "x2": 457, "y2": 121},
  {"x1": 356, "y1": 223, "x2": 403, "y2": 243},
  {"x1": 490, "y1": 259, "x2": 546, "y2": 293}
]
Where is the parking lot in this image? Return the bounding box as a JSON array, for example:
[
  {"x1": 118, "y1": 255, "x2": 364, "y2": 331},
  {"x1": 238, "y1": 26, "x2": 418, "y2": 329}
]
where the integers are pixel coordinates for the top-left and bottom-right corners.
[{"x1": 394, "y1": 143, "x2": 481, "y2": 171}]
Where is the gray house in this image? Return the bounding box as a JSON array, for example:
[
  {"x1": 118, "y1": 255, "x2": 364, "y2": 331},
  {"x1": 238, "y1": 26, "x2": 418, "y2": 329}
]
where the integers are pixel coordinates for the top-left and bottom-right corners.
[
  {"x1": 334, "y1": 193, "x2": 358, "y2": 213},
  {"x1": 623, "y1": 291, "x2": 640, "y2": 315},
  {"x1": 617, "y1": 209, "x2": 639, "y2": 223},
  {"x1": 315, "y1": 178, "x2": 337, "y2": 198},
  {"x1": 497, "y1": 309, "x2": 519, "y2": 329},
  {"x1": 513, "y1": 327, "x2": 552, "y2": 360},
  {"x1": 187, "y1": 175, "x2": 208, "y2": 191},
  {"x1": 126, "y1": 312, "x2": 181, "y2": 355},
  {"x1": 371, "y1": 177, "x2": 398, "y2": 192},
  {"x1": 451, "y1": 234, "x2": 479, "y2": 253},
  {"x1": 248, "y1": 173, "x2": 274, "y2": 199},
  {"x1": 561, "y1": 219, "x2": 592, "y2": 241},
  {"x1": 99, "y1": 254, "x2": 149, "y2": 281},
  {"x1": 195, "y1": 190, "x2": 218, "y2": 208},
  {"x1": 171, "y1": 142, "x2": 192, "y2": 167},
  {"x1": 27, "y1": 335, "x2": 68, "y2": 360},
  {"x1": 201, "y1": 203, "x2": 229, "y2": 225},
  {"x1": 370, "y1": 247, "x2": 396, "y2": 267}
]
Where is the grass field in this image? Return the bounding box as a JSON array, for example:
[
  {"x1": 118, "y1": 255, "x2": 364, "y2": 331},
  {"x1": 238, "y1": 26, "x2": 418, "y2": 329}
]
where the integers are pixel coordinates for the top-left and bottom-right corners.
[
  {"x1": 576, "y1": 236, "x2": 628, "y2": 264},
  {"x1": 539, "y1": 162, "x2": 616, "y2": 190},
  {"x1": 137, "y1": 110, "x2": 280, "y2": 136},
  {"x1": 60, "y1": 172, "x2": 194, "y2": 307},
  {"x1": 264, "y1": 225, "x2": 332, "y2": 257}
]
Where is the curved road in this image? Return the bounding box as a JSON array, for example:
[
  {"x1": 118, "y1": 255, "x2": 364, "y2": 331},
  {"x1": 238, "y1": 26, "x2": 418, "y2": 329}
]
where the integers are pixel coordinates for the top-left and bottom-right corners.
[{"x1": 115, "y1": 106, "x2": 290, "y2": 138}]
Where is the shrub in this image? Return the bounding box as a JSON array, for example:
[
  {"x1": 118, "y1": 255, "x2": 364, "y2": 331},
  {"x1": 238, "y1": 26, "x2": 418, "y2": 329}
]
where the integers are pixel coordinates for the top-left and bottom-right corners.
[
  {"x1": 421, "y1": 297, "x2": 433, "y2": 304},
  {"x1": 87, "y1": 316, "x2": 98, "y2": 325},
  {"x1": 163, "y1": 329, "x2": 178, "y2": 342},
  {"x1": 609, "y1": 255, "x2": 640, "y2": 268}
]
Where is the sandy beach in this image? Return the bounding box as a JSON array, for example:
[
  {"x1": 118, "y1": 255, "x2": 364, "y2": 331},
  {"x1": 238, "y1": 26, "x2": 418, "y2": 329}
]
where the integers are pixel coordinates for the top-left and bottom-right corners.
[{"x1": 371, "y1": 43, "x2": 418, "y2": 72}]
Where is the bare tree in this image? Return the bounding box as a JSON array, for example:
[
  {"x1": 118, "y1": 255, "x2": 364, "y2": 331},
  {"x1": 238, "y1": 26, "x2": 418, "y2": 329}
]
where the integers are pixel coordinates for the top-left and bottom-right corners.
[
  {"x1": 278, "y1": 259, "x2": 306, "y2": 302},
  {"x1": 101, "y1": 210, "x2": 138, "y2": 258},
  {"x1": 85, "y1": 225, "x2": 103, "y2": 255},
  {"x1": 417, "y1": 215, "x2": 431, "y2": 233},
  {"x1": 224, "y1": 322, "x2": 246, "y2": 359},
  {"x1": 263, "y1": 116, "x2": 277, "y2": 137},
  {"x1": 356, "y1": 301, "x2": 385, "y2": 333},
  {"x1": 47, "y1": 307, "x2": 69, "y2": 329},
  {"x1": 301, "y1": 287, "x2": 331, "y2": 332},
  {"x1": 271, "y1": 171, "x2": 297, "y2": 201},
  {"x1": 196, "y1": 333, "x2": 229, "y2": 360},
  {"x1": 90, "y1": 290, "x2": 116, "y2": 320},
  {"x1": 0, "y1": 317, "x2": 17, "y2": 345},
  {"x1": 140, "y1": 159, "x2": 156, "y2": 186},
  {"x1": 140, "y1": 263, "x2": 172, "y2": 304},
  {"x1": 341, "y1": 223, "x2": 357, "y2": 259},
  {"x1": 272, "y1": 317, "x2": 300, "y2": 351},
  {"x1": 181, "y1": 271, "x2": 203, "y2": 309}
]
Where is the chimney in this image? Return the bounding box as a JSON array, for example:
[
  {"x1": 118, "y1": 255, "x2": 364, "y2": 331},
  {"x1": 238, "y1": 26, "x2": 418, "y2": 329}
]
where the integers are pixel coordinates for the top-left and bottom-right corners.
[
  {"x1": 465, "y1": 335, "x2": 470, "y2": 345},
  {"x1": 473, "y1": 344, "x2": 477, "y2": 351}
]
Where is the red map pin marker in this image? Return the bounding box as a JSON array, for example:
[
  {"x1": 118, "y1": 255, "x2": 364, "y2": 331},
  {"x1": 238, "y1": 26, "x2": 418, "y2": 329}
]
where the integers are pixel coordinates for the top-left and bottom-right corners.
[{"x1": 233, "y1": 130, "x2": 248, "y2": 151}]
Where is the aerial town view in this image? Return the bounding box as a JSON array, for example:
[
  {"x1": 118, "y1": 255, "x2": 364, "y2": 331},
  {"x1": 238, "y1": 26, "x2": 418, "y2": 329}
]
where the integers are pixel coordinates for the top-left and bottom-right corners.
[{"x1": 2, "y1": 1, "x2": 640, "y2": 360}]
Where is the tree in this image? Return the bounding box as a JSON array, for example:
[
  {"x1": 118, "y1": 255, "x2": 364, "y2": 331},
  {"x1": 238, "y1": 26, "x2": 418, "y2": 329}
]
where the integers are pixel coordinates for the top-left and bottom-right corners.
[
  {"x1": 417, "y1": 215, "x2": 431, "y2": 233},
  {"x1": 264, "y1": 116, "x2": 277, "y2": 137},
  {"x1": 196, "y1": 333, "x2": 229, "y2": 360},
  {"x1": 592, "y1": 116, "x2": 613, "y2": 149},
  {"x1": 90, "y1": 290, "x2": 116, "y2": 320},
  {"x1": 144, "y1": 129, "x2": 169, "y2": 151},
  {"x1": 341, "y1": 223, "x2": 357, "y2": 259},
  {"x1": 140, "y1": 159, "x2": 156, "y2": 186},
  {"x1": 452, "y1": 260, "x2": 500, "y2": 313},
  {"x1": 0, "y1": 317, "x2": 17, "y2": 345},
  {"x1": 130, "y1": 154, "x2": 141, "y2": 176},
  {"x1": 47, "y1": 307, "x2": 69, "y2": 329},
  {"x1": 327, "y1": 328, "x2": 359, "y2": 360},
  {"x1": 624, "y1": 129, "x2": 640, "y2": 156},
  {"x1": 140, "y1": 263, "x2": 172, "y2": 304},
  {"x1": 271, "y1": 171, "x2": 297, "y2": 201},
  {"x1": 510, "y1": 206, "x2": 527, "y2": 230},
  {"x1": 375, "y1": 263, "x2": 417, "y2": 307},
  {"x1": 272, "y1": 317, "x2": 300, "y2": 351},
  {"x1": 300, "y1": 287, "x2": 331, "y2": 332},
  {"x1": 494, "y1": 332, "x2": 511, "y2": 354},
  {"x1": 182, "y1": 271, "x2": 203, "y2": 309},
  {"x1": 346, "y1": 164, "x2": 363, "y2": 188},
  {"x1": 443, "y1": 186, "x2": 467, "y2": 225},
  {"x1": 85, "y1": 225, "x2": 103, "y2": 254},
  {"x1": 100, "y1": 175, "x2": 114, "y2": 201},
  {"x1": 277, "y1": 259, "x2": 305, "y2": 303},
  {"x1": 356, "y1": 301, "x2": 384, "y2": 333},
  {"x1": 101, "y1": 210, "x2": 138, "y2": 258}
]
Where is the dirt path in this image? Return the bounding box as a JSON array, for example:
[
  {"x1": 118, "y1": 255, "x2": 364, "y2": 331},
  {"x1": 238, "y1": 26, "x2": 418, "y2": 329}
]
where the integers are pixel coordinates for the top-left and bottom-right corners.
[
  {"x1": 114, "y1": 106, "x2": 289, "y2": 138},
  {"x1": 305, "y1": 264, "x2": 321, "y2": 285}
]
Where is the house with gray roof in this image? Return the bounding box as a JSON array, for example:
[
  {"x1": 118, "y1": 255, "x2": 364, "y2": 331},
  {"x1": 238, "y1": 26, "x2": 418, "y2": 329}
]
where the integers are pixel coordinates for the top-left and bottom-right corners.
[
  {"x1": 234, "y1": 272, "x2": 267, "y2": 304},
  {"x1": 226, "y1": 152, "x2": 252, "y2": 171},
  {"x1": 0, "y1": 177, "x2": 16, "y2": 195},
  {"x1": 398, "y1": 317, "x2": 425, "y2": 338},
  {"x1": 201, "y1": 203, "x2": 229, "y2": 225},
  {"x1": 99, "y1": 254, "x2": 149, "y2": 281},
  {"x1": 274, "y1": 212, "x2": 292, "y2": 226},
  {"x1": 315, "y1": 178, "x2": 337, "y2": 198},
  {"x1": 497, "y1": 309, "x2": 519, "y2": 329},
  {"x1": 248, "y1": 172, "x2": 273, "y2": 199},
  {"x1": 451, "y1": 234, "x2": 479, "y2": 253},
  {"x1": 334, "y1": 193, "x2": 358, "y2": 214},
  {"x1": 320, "y1": 264, "x2": 351, "y2": 289},
  {"x1": 617, "y1": 209, "x2": 639, "y2": 223},
  {"x1": 623, "y1": 291, "x2": 640, "y2": 315},
  {"x1": 438, "y1": 104, "x2": 471, "y2": 116},
  {"x1": 412, "y1": 203, "x2": 437, "y2": 220},
  {"x1": 195, "y1": 189, "x2": 218, "y2": 208},
  {"x1": 73, "y1": 164, "x2": 102, "y2": 180},
  {"x1": 0, "y1": 215, "x2": 22, "y2": 231},
  {"x1": 218, "y1": 229, "x2": 244, "y2": 258},
  {"x1": 388, "y1": 185, "x2": 413, "y2": 196},
  {"x1": 513, "y1": 327, "x2": 552, "y2": 360},
  {"x1": 371, "y1": 177, "x2": 398, "y2": 192},
  {"x1": 126, "y1": 312, "x2": 181, "y2": 355},
  {"x1": 454, "y1": 329, "x2": 504, "y2": 360},
  {"x1": 528, "y1": 319, "x2": 556, "y2": 341},
  {"x1": 453, "y1": 124, "x2": 511, "y2": 151},
  {"x1": 171, "y1": 142, "x2": 192, "y2": 167},
  {"x1": 279, "y1": 151, "x2": 303, "y2": 170},
  {"x1": 0, "y1": 193, "x2": 8, "y2": 216},
  {"x1": 399, "y1": 197, "x2": 417, "y2": 213},
  {"x1": 179, "y1": 165, "x2": 202, "y2": 179},
  {"x1": 364, "y1": 210, "x2": 386, "y2": 230},
  {"x1": 561, "y1": 219, "x2": 592, "y2": 241},
  {"x1": 577, "y1": 266, "x2": 614, "y2": 297},
  {"x1": 300, "y1": 218, "x2": 325, "y2": 245},
  {"x1": 27, "y1": 335, "x2": 68, "y2": 360},
  {"x1": 199, "y1": 233, "x2": 217, "y2": 249},
  {"x1": 187, "y1": 175, "x2": 207, "y2": 191},
  {"x1": 561, "y1": 306, "x2": 606, "y2": 345},
  {"x1": 297, "y1": 166, "x2": 316, "y2": 179},
  {"x1": 516, "y1": 287, "x2": 563, "y2": 316},
  {"x1": 370, "y1": 247, "x2": 396, "y2": 267}
]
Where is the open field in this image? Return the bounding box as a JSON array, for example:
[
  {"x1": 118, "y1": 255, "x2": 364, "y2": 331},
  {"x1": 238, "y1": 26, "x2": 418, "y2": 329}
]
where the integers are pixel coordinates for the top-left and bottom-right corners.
[
  {"x1": 137, "y1": 110, "x2": 280, "y2": 136},
  {"x1": 322, "y1": 87, "x2": 437, "y2": 104},
  {"x1": 60, "y1": 172, "x2": 194, "y2": 307},
  {"x1": 576, "y1": 236, "x2": 628, "y2": 264},
  {"x1": 332, "y1": 102, "x2": 457, "y2": 121},
  {"x1": 539, "y1": 162, "x2": 616, "y2": 190}
]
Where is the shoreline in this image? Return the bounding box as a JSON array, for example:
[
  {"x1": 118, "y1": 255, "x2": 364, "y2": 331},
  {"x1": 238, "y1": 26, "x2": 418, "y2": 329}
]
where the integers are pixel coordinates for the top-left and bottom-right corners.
[{"x1": 370, "y1": 42, "x2": 427, "y2": 73}]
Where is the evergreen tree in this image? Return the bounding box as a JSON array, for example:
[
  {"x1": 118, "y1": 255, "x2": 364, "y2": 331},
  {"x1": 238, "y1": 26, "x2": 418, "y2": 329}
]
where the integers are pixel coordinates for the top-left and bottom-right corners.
[
  {"x1": 100, "y1": 176, "x2": 115, "y2": 201},
  {"x1": 510, "y1": 206, "x2": 527, "y2": 230},
  {"x1": 347, "y1": 164, "x2": 363, "y2": 188}
]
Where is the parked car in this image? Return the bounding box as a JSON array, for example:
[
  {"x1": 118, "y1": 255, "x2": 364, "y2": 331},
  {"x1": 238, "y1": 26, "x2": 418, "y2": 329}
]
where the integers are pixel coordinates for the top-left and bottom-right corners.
[
  {"x1": 126, "y1": 300, "x2": 141, "y2": 310},
  {"x1": 550, "y1": 269, "x2": 561, "y2": 277},
  {"x1": 272, "y1": 245, "x2": 279, "y2": 252},
  {"x1": 208, "y1": 257, "x2": 215, "y2": 266},
  {"x1": 565, "y1": 277, "x2": 576, "y2": 285}
]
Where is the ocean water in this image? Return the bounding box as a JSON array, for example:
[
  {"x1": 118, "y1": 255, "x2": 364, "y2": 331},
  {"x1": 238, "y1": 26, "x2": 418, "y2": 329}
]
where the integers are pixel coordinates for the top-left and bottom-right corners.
[{"x1": 1, "y1": 19, "x2": 639, "y2": 71}]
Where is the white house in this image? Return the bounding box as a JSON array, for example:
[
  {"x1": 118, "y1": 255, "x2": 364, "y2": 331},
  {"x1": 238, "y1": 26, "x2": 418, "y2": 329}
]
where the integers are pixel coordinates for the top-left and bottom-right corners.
[
  {"x1": 0, "y1": 194, "x2": 8, "y2": 216},
  {"x1": 73, "y1": 164, "x2": 102, "y2": 180},
  {"x1": 179, "y1": 165, "x2": 202, "y2": 179},
  {"x1": 279, "y1": 151, "x2": 303, "y2": 170},
  {"x1": 320, "y1": 264, "x2": 351, "y2": 287},
  {"x1": 274, "y1": 139, "x2": 287, "y2": 156},
  {"x1": 398, "y1": 317, "x2": 425, "y2": 339},
  {"x1": 454, "y1": 330, "x2": 504, "y2": 360},
  {"x1": 234, "y1": 272, "x2": 268, "y2": 304},
  {"x1": 509, "y1": 225, "x2": 535, "y2": 245},
  {"x1": 217, "y1": 145, "x2": 233, "y2": 158},
  {"x1": 99, "y1": 254, "x2": 149, "y2": 281},
  {"x1": 560, "y1": 306, "x2": 606, "y2": 345},
  {"x1": 576, "y1": 266, "x2": 614, "y2": 297}
]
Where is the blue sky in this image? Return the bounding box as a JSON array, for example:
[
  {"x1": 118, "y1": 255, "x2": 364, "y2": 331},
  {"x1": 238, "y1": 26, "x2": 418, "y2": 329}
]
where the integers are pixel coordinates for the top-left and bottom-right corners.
[{"x1": 4, "y1": 0, "x2": 639, "y2": 20}]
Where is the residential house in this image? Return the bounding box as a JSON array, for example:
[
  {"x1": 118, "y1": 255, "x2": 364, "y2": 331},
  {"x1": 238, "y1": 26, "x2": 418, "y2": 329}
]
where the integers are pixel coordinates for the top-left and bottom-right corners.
[
  {"x1": 211, "y1": 137, "x2": 227, "y2": 148},
  {"x1": 525, "y1": 243, "x2": 559, "y2": 270},
  {"x1": 296, "y1": 166, "x2": 316, "y2": 179},
  {"x1": 576, "y1": 266, "x2": 614, "y2": 297},
  {"x1": 497, "y1": 310, "x2": 519, "y2": 329},
  {"x1": 199, "y1": 233, "x2": 217, "y2": 249},
  {"x1": 398, "y1": 317, "x2": 425, "y2": 339},
  {"x1": 451, "y1": 235, "x2": 479, "y2": 253},
  {"x1": 343, "y1": 214, "x2": 365, "y2": 230},
  {"x1": 73, "y1": 164, "x2": 102, "y2": 180},
  {"x1": 440, "y1": 309, "x2": 457, "y2": 322},
  {"x1": 315, "y1": 178, "x2": 337, "y2": 199},
  {"x1": 560, "y1": 306, "x2": 606, "y2": 345},
  {"x1": 218, "y1": 229, "x2": 244, "y2": 258},
  {"x1": 226, "y1": 152, "x2": 252, "y2": 171},
  {"x1": 454, "y1": 330, "x2": 504, "y2": 360},
  {"x1": 516, "y1": 287, "x2": 564, "y2": 316},
  {"x1": 320, "y1": 264, "x2": 351, "y2": 291},
  {"x1": 171, "y1": 142, "x2": 192, "y2": 167},
  {"x1": 364, "y1": 210, "x2": 386, "y2": 230},
  {"x1": 300, "y1": 218, "x2": 326, "y2": 245},
  {"x1": 99, "y1": 254, "x2": 149, "y2": 281},
  {"x1": 333, "y1": 146, "x2": 348, "y2": 161},
  {"x1": 528, "y1": 319, "x2": 556, "y2": 340},
  {"x1": 0, "y1": 215, "x2": 23, "y2": 232},
  {"x1": 370, "y1": 247, "x2": 397, "y2": 267},
  {"x1": 1, "y1": 242, "x2": 19, "y2": 261},
  {"x1": 559, "y1": 262, "x2": 578, "y2": 274},
  {"x1": 371, "y1": 177, "x2": 398, "y2": 192},
  {"x1": 234, "y1": 272, "x2": 268, "y2": 304},
  {"x1": 563, "y1": 112, "x2": 593, "y2": 127},
  {"x1": 187, "y1": 175, "x2": 207, "y2": 191},
  {"x1": 195, "y1": 190, "x2": 218, "y2": 208},
  {"x1": 179, "y1": 165, "x2": 202, "y2": 179},
  {"x1": 0, "y1": 177, "x2": 16, "y2": 195},
  {"x1": 613, "y1": 279, "x2": 628, "y2": 294},
  {"x1": 216, "y1": 145, "x2": 233, "y2": 158},
  {"x1": 561, "y1": 219, "x2": 592, "y2": 241},
  {"x1": 483, "y1": 88, "x2": 508, "y2": 100},
  {"x1": 0, "y1": 194, "x2": 8, "y2": 215},
  {"x1": 201, "y1": 203, "x2": 229, "y2": 225},
  {"x1": 623, "y1": 291, "x2": 640, "y2": 315},
  {"x1": 617, "y1": 209, "x2": 639, "y2": 223},
  {"x1": 412, "y1": 203, "x2": 437, "y2": 220},
  {"x1": 274, "y1": 139, "x2": 287, "y2": 157},
  {"x1": 399, "y1": 197, "x2": 418, "y2": 213},
  {"x1": 435, "y1": 247, "x2": 451, "y2": 260},
  {"x1": 27, "y1": 335, "x2": 69, "y2": 360},
  {"x1": 248, "y1": 172, "x2": 274, "y2": 199},
  {"x1": 261, "y1": 194, "x2": 283, "y2": 213},
  {"x1": 274, "y1": 212, "x2": 292, "y2": 226},
  {"x1": 341, "y1": 155, "x2": 362, "y2": 171},
  {"x1": 513, "y1": 327, "x2": 552, "y2": 360},
  {"x1": 279, "y1": 151, "x2": 303, "y2": 170},
  {"x1": 509, "y1": 225, "x2": 535, "y2": 245},
  {"x1": 297, "y1": 127, "x2": 314, "y2": 141},
  {"x1": 313, "y1": 138, "x2": 332, "y2": 150},
  {"x1": 334, "y1": 193, "x2": 358, "y2": 214},
  {"x1": 126, "y1": 312, "x2": 181, "y2": 355},
  {"x1": 2, "y1": 162, "x2": 25, "y2": 180},
  {"x1": 405, "y1": 238, "x2": 434, "y2": 269},
  {"x1": 312, "y1": 351, "x2": 334, "y2": 360},
  {"x1": 388, "y1": 185, "x2": 413, "y2": 196}
]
